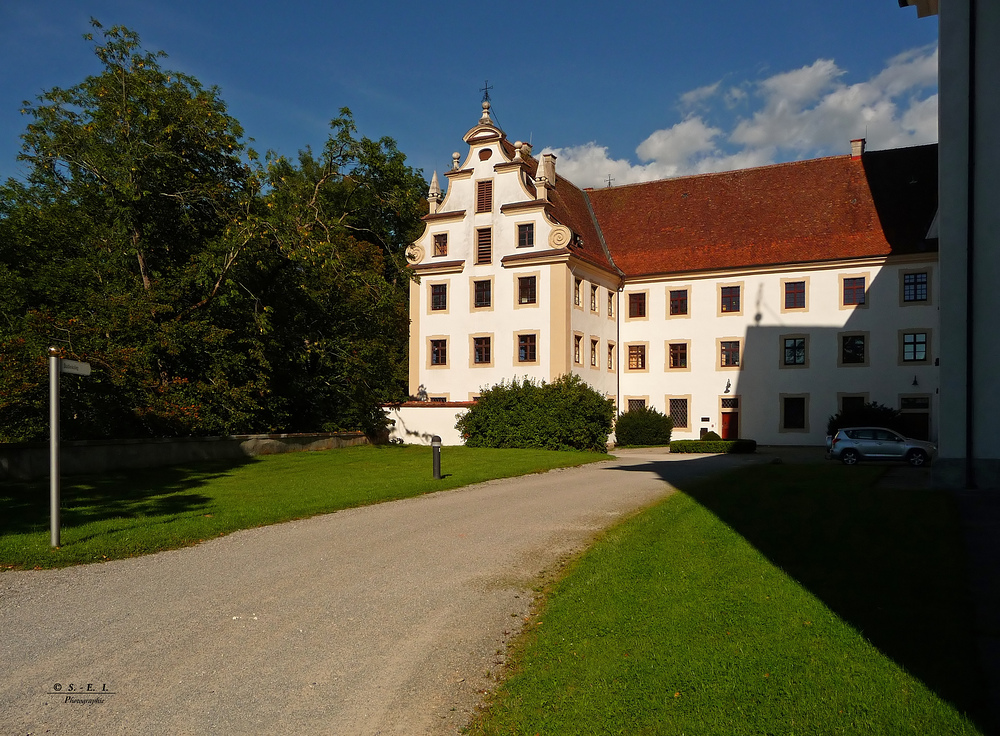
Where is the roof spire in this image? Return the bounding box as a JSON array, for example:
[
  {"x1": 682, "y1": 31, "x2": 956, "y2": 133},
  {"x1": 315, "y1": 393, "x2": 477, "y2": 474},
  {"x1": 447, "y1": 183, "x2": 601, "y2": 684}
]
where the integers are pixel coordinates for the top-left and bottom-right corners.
[{"x1": 427, "y1": 171, "x2": 442, "y2": 214}]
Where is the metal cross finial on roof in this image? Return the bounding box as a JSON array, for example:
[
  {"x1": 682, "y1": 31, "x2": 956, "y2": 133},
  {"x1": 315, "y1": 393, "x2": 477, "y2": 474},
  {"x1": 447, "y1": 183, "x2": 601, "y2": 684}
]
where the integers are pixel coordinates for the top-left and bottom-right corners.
[
  {"x1": 480, "y1": 80, "x2": 493, "y2": 104},
  {"x1": 606, "y1": 174, "x2": 615, "y2": 188}
]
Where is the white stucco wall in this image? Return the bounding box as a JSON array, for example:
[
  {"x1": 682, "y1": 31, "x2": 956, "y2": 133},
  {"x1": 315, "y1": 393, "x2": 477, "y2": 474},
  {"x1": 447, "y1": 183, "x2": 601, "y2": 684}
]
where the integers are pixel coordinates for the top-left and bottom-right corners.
[{"x1": 385, "y1": 405, "x2": 469, "y2": 445}]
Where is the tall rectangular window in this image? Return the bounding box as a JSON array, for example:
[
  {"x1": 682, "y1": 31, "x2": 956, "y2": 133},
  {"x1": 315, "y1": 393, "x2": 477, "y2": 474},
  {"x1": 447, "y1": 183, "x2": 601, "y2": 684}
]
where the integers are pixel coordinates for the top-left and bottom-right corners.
[
  {"x1": 430, "y1": 339, "x2": 447, "y2": 366},
  {"x1": 590, "y1": 339, "x2": 598, "y2": 367},
  {"x1": 720, "y1": 340, "x2": 740, "y2": 367},
  {"x1": 474, "y1": 337, "x2": 491, "y2": 364},
  {"x1": 628, "y1": 345, "x2": 646, "y2": 370},
  {"x1": 608, "y1": 343, "x2": 615, "y2": 370},
  {"x1": 784, "y1": 281, "x2": 806, "y2": 309},
  {"x1": 669, "y1": 398, "x2": 689, "y2": 429},
  {"x1": 628, "y1": 293, "x2": 646, "y2": 318},
  {"x1": 430, "y1": 284, "x2": 447, "y2": 311},
  {"x1": 608, "y1": 292, "x2": 615, "y2": 317},
  {"x1": 904, "y1": 272, "x2": 928, "y2": 302},
  {"x1": 518, "y1": 223, "x2": 534, "y2": 247},
  {"x1": 721, "y1": 286, "x2": 740, "y2": 313},
  {"x1": 783, "y1": 396, "x2": 807, "y2": 430},
  {"x1": 518, "y1": 276, "x2": 537, "y2": 305},
  {"x1": 784, "y1": 337, "x2": 806, "y2": 365},
  {"x1": 433, "y1": 233, "x2": 448, "y2": 257},
  {"x1": 475, "y1": 180, "x2": 493, "y2": 213},
  {"x1": 476, "y1": 228, "x2": 492, "y2": 264},
  {"x1": 574, "y1": 335, "x2": 582, "y2": 363},
  {"x1": 518, "y1": 334, "x2": 536, "y2": 363},
  {"x1": 843, "y1": 277, "x2": 866, "y2": 305},
  {"x1": 669, "y1": 289, "x2": 688, "y2": 315},
  {"x1": 574, "y1": 278, "x2": 582, "y2": 306},
  {"x1": 669, "y1": 343, "x2": 687, "y2": 369},
  {"x1": 903, "y1": 332, "x2": 927, "y2": 361},
  {"x1": 474, "y1": 280, "x2": 491, "y2": 308}
]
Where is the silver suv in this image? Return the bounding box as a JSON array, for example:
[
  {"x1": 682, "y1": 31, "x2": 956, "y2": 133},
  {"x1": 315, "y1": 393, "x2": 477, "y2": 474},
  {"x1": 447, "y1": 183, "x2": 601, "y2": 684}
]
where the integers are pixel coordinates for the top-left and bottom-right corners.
[{"x1": 827, "y1": 427, "x2": 936, "y2": 467}]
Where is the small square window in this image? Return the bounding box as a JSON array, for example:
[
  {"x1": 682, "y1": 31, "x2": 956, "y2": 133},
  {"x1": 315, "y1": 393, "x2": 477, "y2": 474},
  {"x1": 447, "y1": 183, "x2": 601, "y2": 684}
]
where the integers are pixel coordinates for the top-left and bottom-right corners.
[
  {"x1": 518, "y1": 276, "x2": 537, "y2": 305},
  {"x1": 721, "y1": 340, "x2": 740, "y2": 367},
  {"x1": 903, "y1": 332, "x2": 927, "y2": 361},
  {"x1": 669, "y1": 343, "x2": 687, "y2": 369},
  {"x1": 433, "y1": 233, "x2": 448, "y2": 257},
  {"x1": 518, "y1": 223, "x2": 534, "y2": 248},
  {"x1": 784, "y1": 281, "x2": 805, "y2": 309},
  {"x1": 904, "y1": 272, "x2": 928, "y2": 302},
  {"x1": 784, "y1": 337, "x2": 806, "y2": 365},
  {"x1": 474, "y1": 280, "x2": 491, "y2": 308},
  {"x1": 474, "y1": 337, "x2": 491, "y2": 364},
  {"x1": 669, "y1": 289, "x2": 688, "y2": 316},
  {"x1": 628, "y1": 293, "x2": 646, "y2": 318},
  {"x1": 843, "y1": 277, "x2": 866, "y2": 306},
  {"x1": 628, "y1": 345, "x2": 646, "y2": 370},
  {"x1": 518, "y1": 334, "x2": 537, "y2": 363},
  {"x1": 842, "y1": 334, "x2": 866, "y2": 364},
  {"x1": 430, "y1": 339, "x2": 447, "y2": 365},
  {"x1": 627, "y1": 398, "x2": 646, "y2": 412},
  {"x1": 721, "y1": 286, "x2": 740, "y2": 313},
  {"x1": 430, "y1": 284, "x2": 447, "y2": 311}
]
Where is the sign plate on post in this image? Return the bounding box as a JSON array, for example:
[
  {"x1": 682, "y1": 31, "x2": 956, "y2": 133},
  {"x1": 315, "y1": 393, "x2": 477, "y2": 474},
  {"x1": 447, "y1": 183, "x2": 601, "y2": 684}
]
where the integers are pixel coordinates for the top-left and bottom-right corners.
[{"x1": 60, "y1": 360, "x2": 91, "y2": 376}]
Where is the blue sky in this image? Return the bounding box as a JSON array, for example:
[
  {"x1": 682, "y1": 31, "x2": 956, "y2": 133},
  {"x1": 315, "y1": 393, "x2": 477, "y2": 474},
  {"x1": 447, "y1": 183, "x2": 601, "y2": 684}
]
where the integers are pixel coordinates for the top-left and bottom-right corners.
[{"x1": 0, "y1": 1, "x2": 938, "y2": 190}]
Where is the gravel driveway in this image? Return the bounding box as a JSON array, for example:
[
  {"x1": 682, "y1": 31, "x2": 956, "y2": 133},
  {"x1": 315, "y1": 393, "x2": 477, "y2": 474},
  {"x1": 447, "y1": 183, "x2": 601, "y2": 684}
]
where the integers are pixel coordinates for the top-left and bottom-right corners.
[{"x1": 0, "y1": 450, "x2": 759, "y2": 735}]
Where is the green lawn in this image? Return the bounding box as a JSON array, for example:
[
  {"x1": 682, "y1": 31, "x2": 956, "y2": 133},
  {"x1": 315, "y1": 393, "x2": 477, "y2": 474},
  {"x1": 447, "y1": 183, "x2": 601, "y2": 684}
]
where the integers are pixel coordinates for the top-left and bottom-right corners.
[
  {"x1": 468, "y1": 463, "x2": 988, "y2": 735},
  {"x1": 0, "y1": 444, "x2": 604, "y2": 570}
]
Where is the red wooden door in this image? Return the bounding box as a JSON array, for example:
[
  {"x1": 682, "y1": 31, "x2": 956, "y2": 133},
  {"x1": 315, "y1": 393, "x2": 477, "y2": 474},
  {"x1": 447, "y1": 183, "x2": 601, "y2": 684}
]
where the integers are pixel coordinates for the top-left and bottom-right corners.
[{"x1": 721, "y1": 412, "x2": 739, "y2": 440}]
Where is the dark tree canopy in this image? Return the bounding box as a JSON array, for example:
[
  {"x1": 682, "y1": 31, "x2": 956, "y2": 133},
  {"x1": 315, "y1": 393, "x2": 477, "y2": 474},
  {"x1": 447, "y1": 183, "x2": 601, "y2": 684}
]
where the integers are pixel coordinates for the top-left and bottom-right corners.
[{"x1": 0, "y1": 21, "x2": 425, "y2": 442}]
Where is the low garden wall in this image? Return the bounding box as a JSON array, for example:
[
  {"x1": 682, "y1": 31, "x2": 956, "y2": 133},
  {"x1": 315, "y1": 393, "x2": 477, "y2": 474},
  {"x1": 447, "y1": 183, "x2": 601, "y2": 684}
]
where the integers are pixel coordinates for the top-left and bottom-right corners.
[{"x1": 0, "y1": 432, "x2": 368, "y2": 481}]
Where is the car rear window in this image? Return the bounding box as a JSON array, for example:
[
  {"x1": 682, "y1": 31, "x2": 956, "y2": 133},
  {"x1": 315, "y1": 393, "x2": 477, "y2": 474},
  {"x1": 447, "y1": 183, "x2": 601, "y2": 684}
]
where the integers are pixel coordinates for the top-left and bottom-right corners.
[{"x1": 846, "y1": 429, "x2": 875, "y2": 440}]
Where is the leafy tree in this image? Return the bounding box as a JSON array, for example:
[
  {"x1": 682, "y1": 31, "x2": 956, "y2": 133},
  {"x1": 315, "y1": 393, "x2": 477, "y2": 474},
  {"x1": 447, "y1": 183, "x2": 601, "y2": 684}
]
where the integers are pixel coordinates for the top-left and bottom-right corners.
[
  {"x1": 613, "y1": 405, "x2": 673, "y2": 446},
  {"x1": 826, "y1": 401, "x2": 903, "y2": 436},
  {"x1": 0, "y1": 22, "x2": 425, "y2": 442}
]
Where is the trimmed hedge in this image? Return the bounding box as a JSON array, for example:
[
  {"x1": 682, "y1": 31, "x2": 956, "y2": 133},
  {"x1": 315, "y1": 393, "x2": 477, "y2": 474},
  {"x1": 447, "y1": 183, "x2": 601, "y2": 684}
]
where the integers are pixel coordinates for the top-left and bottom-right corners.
[
  {"x1": 614, "y1": 406, "x2": 673, "y2": 446},
  {"x1": 456, "y1": 374, "x2": 614, "y2": 452},
  {"x1": 670, "y1": 439, "x2": 757, "y2": 454}
]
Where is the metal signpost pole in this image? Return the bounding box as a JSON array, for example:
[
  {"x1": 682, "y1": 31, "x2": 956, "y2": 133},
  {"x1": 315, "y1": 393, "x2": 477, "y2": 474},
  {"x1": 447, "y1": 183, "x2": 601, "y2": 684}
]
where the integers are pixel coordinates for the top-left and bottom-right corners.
[{"x1": 49, "y1": 348, "x2": 60, "y2": 548}]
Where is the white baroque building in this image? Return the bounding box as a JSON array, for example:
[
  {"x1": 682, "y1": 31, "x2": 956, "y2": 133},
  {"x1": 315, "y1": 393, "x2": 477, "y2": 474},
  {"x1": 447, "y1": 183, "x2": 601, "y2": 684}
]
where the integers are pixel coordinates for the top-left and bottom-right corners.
[{"x1": 388, "y1": 103, "x2": 939, "y2": 447}]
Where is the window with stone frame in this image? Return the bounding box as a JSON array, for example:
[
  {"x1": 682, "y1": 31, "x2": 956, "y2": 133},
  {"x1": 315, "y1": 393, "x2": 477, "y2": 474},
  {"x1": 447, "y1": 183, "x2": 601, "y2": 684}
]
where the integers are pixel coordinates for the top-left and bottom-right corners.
[
  {"x1": 721, "y1": 285, "x2": 741, "y2": 313},
  {"x1": 590, "y1": 339, "x2": 598, "y2": 366},
  {"x1": 669, "y1": 398, "x2": 689, "y2": 429},
  {"x1": 843, "y1": 276, "x2": 866, "y2": 305},
  {"x1": 574, "y1": 335, "x2": 582, "y2": 363},
  {"x1": 784, "y1": 281, "x2": 806, "y2": 309},
  {"x1": 608, "y1": 343, "x2": 615, "y2": 370},
  {"x1": 903, "y1": 272, "x2": 928, "y2": 302},
  {"x1": 628, "y1": 293, "x2": 646, "y2": 318},
  {"x1": 668, "y1": 343, "x2": 688, "y2": 369},
  {"x1": 783, "y1": 396, "x2": 807, "y2": 430},
  {"x1": 430, "y1": 339, "x2": 447, "y2": 365},
  {"x1": 475, "y1": 180, "x2": 493, "y2": 213},
  {"x1": 720, "y1": 340, "x2": 741, "y2": 367},
  {"x1": 574, "y1": 278, "x2": 582, "y2": 306},
  {"x1": 476, "y1": 228, "x2": 492, "y2": 264},
  {"x1": 518, "y1": 334, "x2": 537, "y2": 363},
  {"x1": 590, "y1": 285, "x2": 598, "y2": 312},
  {"x1": 784, "y1": 337, "x2": 806, "y2": 365},
  {"x1": 608, "y1": 291, "x2": 615, "y2": 316},
  {"x1": 430, "y1": 284, "x2": 447, "y2": 311},
  {"x1": 517, "y1": 223, "x2": 534, "y2": 248},
  {"x1": 433, "y1": 233, "x2": 448, "y2": 257},
  {"x1": 842, "y1": 334, "x2": 866, "y2": 364},
  {"x1": 518, "y1": 276, "x2": 537, "y2": 305},
  {"x1": 473, "y1": 336, "x2": 491, "y2": 364},
  {"x1": 903, "y1": 332, "x2": 927, "y2": 362},
  {"x1": 474, "y1": 279, "x2": 491, "y2": 308},
  {"x1": 669, "y1": 289, "x2": 688, "y2": 316},
  {"x1": 628, "y1": 344, "x2": 646, "y2": 370},
  {"x1": 627, "y1": 398, "x2": 646, "y2": 412}
]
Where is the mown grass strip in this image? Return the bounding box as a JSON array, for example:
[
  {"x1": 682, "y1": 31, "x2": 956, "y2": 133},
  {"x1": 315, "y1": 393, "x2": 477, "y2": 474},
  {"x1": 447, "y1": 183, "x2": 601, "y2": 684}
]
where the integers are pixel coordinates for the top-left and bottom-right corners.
[
  {"x1": 1, "y1": 445, "x2": 604, "y2": 570},
  {"x1": 469, "y1": 463, "x2": 987, "y2": 735}
]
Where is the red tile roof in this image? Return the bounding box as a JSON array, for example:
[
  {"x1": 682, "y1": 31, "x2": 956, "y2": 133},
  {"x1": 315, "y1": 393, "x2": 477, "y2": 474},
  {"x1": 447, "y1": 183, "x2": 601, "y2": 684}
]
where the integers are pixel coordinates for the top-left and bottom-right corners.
[
  {"x1": 548, "y1": 175, "x2": 619, "y2": 273},
  {"x1": 586, "y1": 145, "x2": 937, "y2": 278}
]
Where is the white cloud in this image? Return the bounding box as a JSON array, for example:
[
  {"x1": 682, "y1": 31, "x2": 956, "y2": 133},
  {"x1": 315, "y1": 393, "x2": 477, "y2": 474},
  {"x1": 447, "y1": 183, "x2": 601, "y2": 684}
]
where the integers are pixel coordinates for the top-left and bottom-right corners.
[{"x1": 548, "y1": 44, "x2": 938, "y2": 189}]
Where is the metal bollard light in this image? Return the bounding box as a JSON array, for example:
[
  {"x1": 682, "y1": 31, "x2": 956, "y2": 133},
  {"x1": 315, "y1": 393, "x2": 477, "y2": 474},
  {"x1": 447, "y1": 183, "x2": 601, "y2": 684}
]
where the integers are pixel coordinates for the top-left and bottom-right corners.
[{"x1": 431, "y1": 435, "x2": 442, "y2": 479}]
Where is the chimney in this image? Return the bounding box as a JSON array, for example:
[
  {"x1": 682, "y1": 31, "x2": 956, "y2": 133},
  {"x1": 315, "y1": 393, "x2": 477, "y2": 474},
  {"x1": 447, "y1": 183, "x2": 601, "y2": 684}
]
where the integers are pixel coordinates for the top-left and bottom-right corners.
[
  {"x1": 536, "y1": 153, "x2": 557, "y2": 201},
  {"x1": 851, "y1": 138, "x2": 866, "y2": 160}
]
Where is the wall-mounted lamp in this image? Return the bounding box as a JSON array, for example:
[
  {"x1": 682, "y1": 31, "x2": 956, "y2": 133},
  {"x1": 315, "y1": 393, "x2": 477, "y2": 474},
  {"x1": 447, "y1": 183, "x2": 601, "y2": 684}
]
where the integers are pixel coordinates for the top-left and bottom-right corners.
[
  {"x1": 912, "y1": 375, "x2": 919, "y2": 387},
  {"x1": 724, "y1": 379, "x2": 732, "y2": 394}
]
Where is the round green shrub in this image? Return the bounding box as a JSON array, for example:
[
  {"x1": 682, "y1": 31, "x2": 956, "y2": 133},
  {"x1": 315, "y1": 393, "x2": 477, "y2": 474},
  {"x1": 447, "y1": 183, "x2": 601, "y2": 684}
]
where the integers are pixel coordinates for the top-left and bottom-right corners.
[
  {"x1": 456, "y1": 374, "x2": 614, "y2": 452},
  {"x1": 614, "y1": 406, "x2": 673, "y2": 446},
  {"x1": 702, "y1": 430, "x2": 722, "y2": 441}
]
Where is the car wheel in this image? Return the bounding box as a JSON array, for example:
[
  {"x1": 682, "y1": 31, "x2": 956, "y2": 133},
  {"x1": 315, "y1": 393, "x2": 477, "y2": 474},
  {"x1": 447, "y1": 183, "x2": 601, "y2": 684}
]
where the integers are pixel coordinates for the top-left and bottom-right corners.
[
  {"x1": 907, "y1": 449, "x2": 928, "y2": 467},
  {"x1": 841, "y1": 449, "x2": 860, "y2": 466}
]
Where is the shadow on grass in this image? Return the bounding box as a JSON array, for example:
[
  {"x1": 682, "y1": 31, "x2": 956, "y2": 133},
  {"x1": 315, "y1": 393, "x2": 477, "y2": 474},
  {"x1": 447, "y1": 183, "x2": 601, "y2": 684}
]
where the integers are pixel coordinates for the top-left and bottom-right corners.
[
  {"x1": 0, "y1": 457, "x2": 258, "y2": 536},
  {"x1": 603, "y1": 453, "x2": 990, "y2": 732}
]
